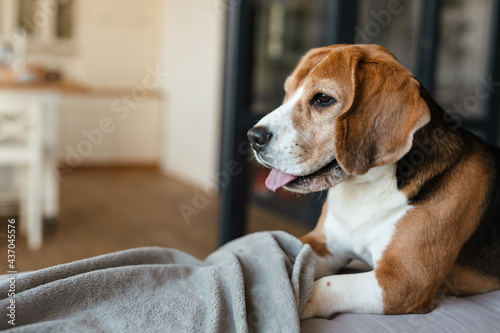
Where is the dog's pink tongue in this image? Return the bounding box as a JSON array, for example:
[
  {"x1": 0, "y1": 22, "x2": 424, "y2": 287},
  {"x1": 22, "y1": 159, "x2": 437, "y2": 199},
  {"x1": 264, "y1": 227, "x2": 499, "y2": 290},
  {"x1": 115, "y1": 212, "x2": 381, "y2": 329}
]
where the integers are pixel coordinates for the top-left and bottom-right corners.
[{"x1": 265, "y1": 168, "x2": 297, "y2": 192}]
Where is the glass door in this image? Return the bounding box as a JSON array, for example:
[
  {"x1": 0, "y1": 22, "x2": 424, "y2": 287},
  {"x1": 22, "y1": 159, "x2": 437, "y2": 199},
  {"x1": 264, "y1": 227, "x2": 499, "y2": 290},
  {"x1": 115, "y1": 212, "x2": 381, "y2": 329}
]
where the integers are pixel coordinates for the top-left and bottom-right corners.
[
  {"x1": 248, "y1": 0, "x2": 332, "y2": 226},
  {"x1": 434, "y1": 0, "x2": 496, "y2": 139}
]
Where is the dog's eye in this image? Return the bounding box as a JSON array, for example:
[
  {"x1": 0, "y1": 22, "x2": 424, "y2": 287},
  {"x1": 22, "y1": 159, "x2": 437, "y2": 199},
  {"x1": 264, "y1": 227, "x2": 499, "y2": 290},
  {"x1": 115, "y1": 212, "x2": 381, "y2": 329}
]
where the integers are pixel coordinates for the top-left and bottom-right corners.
[{"x1": 312, "y1": 93, "x2": 336, "y2": 107}]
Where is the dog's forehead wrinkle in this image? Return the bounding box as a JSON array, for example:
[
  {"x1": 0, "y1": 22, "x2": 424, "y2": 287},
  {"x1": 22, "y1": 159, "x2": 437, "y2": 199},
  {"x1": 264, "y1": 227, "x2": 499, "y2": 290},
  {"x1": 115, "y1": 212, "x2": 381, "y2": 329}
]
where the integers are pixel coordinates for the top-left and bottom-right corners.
[
  {"x1": 288, "y1": 52, "x2": 335, "y2": 96},
  {"x1": 308, "y1": 50, "x2": 334, "y2": 78}
]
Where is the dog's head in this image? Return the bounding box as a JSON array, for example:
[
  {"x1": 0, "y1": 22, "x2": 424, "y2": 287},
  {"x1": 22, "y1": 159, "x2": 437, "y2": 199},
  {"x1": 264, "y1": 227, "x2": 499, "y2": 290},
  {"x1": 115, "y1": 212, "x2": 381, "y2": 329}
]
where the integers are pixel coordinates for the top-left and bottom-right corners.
[{"x1": 248, "y1": 44, "x2": 430, "y2": 193}]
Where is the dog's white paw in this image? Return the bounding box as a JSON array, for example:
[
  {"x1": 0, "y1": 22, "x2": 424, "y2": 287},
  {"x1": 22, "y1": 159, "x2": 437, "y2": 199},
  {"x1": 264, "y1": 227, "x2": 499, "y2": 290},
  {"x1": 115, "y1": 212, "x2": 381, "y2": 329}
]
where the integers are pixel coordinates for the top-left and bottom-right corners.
[
  {"x1": 300, "y1": 279, "x2": 326, "y2": 319},
  {"x1": 300, "y1": 299, "x2": 316, "y2": 319}
]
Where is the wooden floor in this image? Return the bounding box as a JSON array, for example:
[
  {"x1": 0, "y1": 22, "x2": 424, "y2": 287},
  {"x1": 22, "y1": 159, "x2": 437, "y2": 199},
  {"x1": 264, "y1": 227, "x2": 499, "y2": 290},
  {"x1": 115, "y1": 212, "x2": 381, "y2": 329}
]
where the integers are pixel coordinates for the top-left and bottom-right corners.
[{"x1": 0, "y1": 168, "x2": 310, "y2": 272}]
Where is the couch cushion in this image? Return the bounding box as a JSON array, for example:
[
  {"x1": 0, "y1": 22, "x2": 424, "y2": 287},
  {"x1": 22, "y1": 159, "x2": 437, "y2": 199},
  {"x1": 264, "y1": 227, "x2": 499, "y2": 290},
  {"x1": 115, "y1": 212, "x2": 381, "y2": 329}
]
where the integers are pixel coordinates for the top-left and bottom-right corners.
[{"x1": 301, "y1": 290, "x2": 500, "y2": 333}]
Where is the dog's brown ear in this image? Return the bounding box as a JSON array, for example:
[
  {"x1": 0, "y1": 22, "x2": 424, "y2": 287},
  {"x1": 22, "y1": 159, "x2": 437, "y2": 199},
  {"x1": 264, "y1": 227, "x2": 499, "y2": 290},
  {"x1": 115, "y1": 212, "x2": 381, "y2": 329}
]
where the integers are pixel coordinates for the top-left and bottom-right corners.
[{"x1": 334, "y1": 46, "x2": 431, "y2": 175}]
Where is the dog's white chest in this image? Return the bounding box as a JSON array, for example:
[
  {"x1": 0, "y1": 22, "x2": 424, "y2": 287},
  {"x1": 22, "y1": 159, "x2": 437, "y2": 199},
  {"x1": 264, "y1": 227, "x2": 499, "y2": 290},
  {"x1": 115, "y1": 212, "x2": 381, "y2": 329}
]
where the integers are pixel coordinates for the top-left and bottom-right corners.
[{"x1": 323, "y1": 165, "x2": 411, "y2": 267}]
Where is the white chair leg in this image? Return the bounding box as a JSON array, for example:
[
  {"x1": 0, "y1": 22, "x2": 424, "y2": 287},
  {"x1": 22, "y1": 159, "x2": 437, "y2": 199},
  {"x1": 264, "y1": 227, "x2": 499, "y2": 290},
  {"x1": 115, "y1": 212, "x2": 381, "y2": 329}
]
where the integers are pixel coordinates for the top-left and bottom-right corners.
[
  {"x1": 18, "y1": 166, "x2": 28, "y2": 236},
  {"x1": 27, "y1": 161, "x2": 43, "y2": 250},
  {"x1": 43, "y1": 157, "x2": 59, "y2": 219}
]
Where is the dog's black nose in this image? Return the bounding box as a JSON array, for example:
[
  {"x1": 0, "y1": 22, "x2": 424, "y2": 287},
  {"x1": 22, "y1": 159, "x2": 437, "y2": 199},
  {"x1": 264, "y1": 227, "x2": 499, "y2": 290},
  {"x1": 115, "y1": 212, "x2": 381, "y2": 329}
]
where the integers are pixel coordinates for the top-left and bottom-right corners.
[{"x1": 247, "y1": 126, "x2": 272, "y2": 153}]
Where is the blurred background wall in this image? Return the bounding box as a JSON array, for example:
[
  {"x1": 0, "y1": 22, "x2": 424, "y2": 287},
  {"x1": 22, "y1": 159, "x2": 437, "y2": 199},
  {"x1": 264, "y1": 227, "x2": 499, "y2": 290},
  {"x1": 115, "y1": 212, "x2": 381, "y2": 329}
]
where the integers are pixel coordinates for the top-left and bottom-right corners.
[
  {"x1": 0, "y1": 0, "x2": 229, "y2": 268},
  {"x1": 1, "y1": 0, "x2": 224, "y2": 183},
  {"x1": 159, "y1": 0, "x2": 224, "y2": 187}
]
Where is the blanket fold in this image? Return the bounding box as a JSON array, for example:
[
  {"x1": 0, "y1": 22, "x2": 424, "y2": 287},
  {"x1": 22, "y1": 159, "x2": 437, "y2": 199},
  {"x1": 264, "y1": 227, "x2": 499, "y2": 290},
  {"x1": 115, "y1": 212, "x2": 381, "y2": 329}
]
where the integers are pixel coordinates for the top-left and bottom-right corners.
[{"x1": 0, "y1": 231, "x2": 316, "y2": 333}]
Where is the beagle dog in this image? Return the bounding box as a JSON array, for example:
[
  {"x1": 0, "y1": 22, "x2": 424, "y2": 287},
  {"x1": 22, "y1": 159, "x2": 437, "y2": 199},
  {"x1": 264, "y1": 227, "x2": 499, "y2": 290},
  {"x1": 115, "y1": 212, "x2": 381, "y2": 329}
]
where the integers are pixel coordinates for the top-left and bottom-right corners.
[{"x1": 247, "y1": 44, "x2": 500, "y2": 318}]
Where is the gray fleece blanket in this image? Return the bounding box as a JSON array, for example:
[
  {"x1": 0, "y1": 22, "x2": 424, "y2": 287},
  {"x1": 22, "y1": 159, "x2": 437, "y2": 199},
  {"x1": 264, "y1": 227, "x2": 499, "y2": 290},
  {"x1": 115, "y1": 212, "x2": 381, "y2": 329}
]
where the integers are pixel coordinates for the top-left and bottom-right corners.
[{"x1": 0, "y1": 231, "x2": 316, "y2": 332}]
